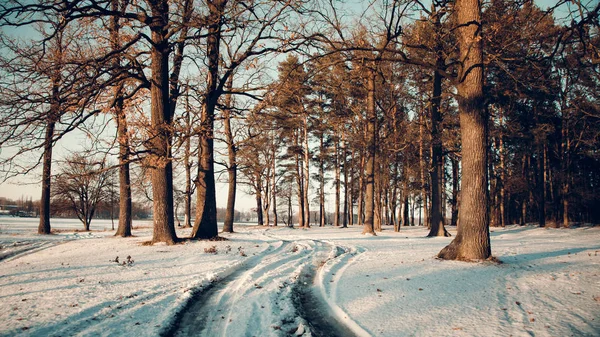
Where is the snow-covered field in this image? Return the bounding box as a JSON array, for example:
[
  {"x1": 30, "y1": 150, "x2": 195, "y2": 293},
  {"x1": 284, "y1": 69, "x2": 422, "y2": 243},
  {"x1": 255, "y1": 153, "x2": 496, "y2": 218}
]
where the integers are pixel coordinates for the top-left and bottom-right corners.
[{"x1": 1, "y1": 217, "x2": 599, "y2": 337}]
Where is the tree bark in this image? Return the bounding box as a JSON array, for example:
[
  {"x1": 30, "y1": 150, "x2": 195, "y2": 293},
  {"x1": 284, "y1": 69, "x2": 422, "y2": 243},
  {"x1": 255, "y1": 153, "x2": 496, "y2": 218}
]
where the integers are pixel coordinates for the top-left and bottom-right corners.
[
  {"x1": 450, "y1": 155, "x2": 460, "y2": 227},
  {"x1": 334, "y1": 139, "x2": 341, "y2": 226},
  {"x1": 271, "y1": 146, "x2": 278, "y2": 227},
  {"x1": 303, "y1": 114, "x2": 311, "y2": 228},
  {"x1": 109, "y1": 0, "x2": 133, "y2": 237},
  {"x1": 419, "y1": 111, "x2": 430, "y2": 229},
  {"x1": 38, "y1": 116, "x2": 56, "y2": 235},
  {"x1": 149, "y1": 18, "x2": 178, "y2": 244},
  {"x1": 192, "y1": 0, "x2": 226, "y2": 240},
  {"x1": 438, "y1": 0, "x2": 491, "y2": 260},
  {"x1": 428, "y1": 35, "x2": 450, "y2": 237},
  {"x1": 223, "y1": 78, "x2": 236, "y2": 233},
  {"x1": 363, "y1": 71, "x2": 376, "y2": 235},
  {"x1": 319, "y1": 134, "x2": 326, "y2": 227}
]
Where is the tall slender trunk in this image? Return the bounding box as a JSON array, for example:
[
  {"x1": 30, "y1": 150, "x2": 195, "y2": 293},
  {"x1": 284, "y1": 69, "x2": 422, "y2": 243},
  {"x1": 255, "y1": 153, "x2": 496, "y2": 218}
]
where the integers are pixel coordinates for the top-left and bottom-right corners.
[
  {"x1": 223, "y1": 78, "x2": 236, "y2": 233},
  {"x1": 295, "y1": 131, "x2": 305, "y2": 228},
  {"x1": 38, "y1": 117, "x2": 56, "y2": 235},
  {"x1": 183, "y1": 108, "x2": 193, "y2": 229},
  {"x1": 263, "y1": 176, "x2": 270, "y2": 226},
  {"x1": 342, "y1": 140, "x2": 349, "y2": 228},
  {"x1": 363, "y1": 70, "x2": 376, "y2": 235},
  {"x1": 303, "y1": 115, "x2": 311, "y2": 228},
  {"x1": 438, "y1": 0, "x2": 491, "y2": 260},
  {"x1": 319, "y1": 134, "x2": 326, "y2": 227},
  {"x1": 537, "y1": 143, "x2": 546, "y2": 227},
  {"x1": 334, "y1": 139, "x2": 341, "y2": 226},
  {"x1": 358, "y1": 154, "x2": 365, "y2": 226},
  {"x1": 562, "y1": 109, "x2": 570, "y2": 227},
  {"x1": 349, "y1": 148, "x2": 355, "y2": 226},
  {"x1": 271, "y1": 148, "x2": 278, "y2": 226},
  {"x1": 115, "y1": 100, "x2": 133, "y2": 236},
  {"x1": 255, "y1": 174, "x2": 264, "y2": 226},
  {"x1": 419, "y1": 111, "x2": 430, "y2": 229},
  {"x1": 498, "y1": 114, "x2": 506, "y2": 227},
  {"x1": 450, "y1": 155, "x2": 460, "y2": 227},
  {"x1": 428, "y1": 30, "x2": 449, "y2": 237},
  {"x1": 109, "y1": 0, "x2": 132, "y2": 237}
]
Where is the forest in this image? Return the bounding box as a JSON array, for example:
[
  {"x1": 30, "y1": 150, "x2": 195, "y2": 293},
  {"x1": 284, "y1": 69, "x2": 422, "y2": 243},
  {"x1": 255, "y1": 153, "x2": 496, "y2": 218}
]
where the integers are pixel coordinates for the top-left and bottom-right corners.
[{"x1": 0, "y1": 0, "x2": 598, "y2": 262}]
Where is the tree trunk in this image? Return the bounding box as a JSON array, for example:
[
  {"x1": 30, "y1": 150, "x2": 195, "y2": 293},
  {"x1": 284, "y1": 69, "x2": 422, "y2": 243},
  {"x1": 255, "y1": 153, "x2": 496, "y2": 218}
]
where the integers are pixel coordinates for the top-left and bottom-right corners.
[
  {"x1": 192, "y1": 1, "x2": 225, "y2": 240},
  {"x1": 149, "y1": 5, "x2": 177, "y2": 244},
  {"x1": 537, "y1": 144, "x2": 546, "y2": 227},
  {"x1": 303, "y1": 115, "x2": 311, "y2": 228},
  {"x1": 438, "y1": 0, "x2": 491, "y2": 260},
  {"x1": 114, "y1": 101, "x2": 133, "y2": 237},
  {"x1": 419, "y1": 111, "x2": 430, "y2": 229},
  {"x1": 334, "y1": 139, "x2": 341, "y2": 226},
  {"x1": 295, "y1": 131, "x2": 305, "y2": 228},
  {"x1": 498, "y1": 117, "x2": 506, "y2": 227},
  {"x1": 110, "y1": 0, "x2": 133, "y2": 237},
  {"x1": 450, "y1": 155, "x2": 460, "y2": 227},
  {"x1": 319, "y1": 134, "x2": 326, "y2": 227},
  {"x1": 358, "y1": 154, "x2": 365, "y2": 226},
  {"x1": 428, "y1": 35, "x2": 449, "y2": 237},
  {"x1": 271, "y1": 149, "x2": 278, "y2": 227},
  {"x1": 256, "y1": 176, "x2": 264, "y2": 225},
  {"x1": 342, "y1": 141, "x2": 349, "y2": 228},
  {"x1": 223, "y1": 78, "x2": 236, "y2": 233},
  {"x1": 38, "y1": 118, "x2": 56, "y2": 235},
  {"x1": 363, "y1": 71, "x2": 376, "y2": 235}
]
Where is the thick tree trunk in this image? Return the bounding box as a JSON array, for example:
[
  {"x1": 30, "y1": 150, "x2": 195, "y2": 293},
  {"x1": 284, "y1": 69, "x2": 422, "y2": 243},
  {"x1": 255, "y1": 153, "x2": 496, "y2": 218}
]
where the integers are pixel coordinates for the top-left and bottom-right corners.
[
  {"x1": 192, "y1": 1, "x2": 225, "y2": 239},
  {"x1": 363, "y1": 71, "x2": 376, "y2": 235},
  {"x1": 149, "y1": 6, "x2": 177, "y2": 244},
  {"x1": 438, "y1": 0, "x2": 491, "y2": 260}
]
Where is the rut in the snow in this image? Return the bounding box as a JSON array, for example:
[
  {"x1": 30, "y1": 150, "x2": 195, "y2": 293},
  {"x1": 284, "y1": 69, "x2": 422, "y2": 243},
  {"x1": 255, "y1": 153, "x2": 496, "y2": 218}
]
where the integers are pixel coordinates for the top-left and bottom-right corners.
[{"x1": 292, "y1": 246, "x2": 359, "y2": 337}]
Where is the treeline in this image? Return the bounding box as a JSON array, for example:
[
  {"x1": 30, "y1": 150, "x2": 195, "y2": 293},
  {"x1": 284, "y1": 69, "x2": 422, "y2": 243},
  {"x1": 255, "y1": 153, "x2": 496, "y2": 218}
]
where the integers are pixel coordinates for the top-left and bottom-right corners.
[{"x1": 0, "y1": 0, "x2": 597, "y2": 261}]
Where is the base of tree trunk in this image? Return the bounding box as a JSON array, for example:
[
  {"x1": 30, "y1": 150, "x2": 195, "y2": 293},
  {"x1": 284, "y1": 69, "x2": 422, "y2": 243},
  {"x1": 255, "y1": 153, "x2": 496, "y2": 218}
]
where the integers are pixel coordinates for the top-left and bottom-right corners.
[{"x1": 437, "y1": 236, "x2": 494, "y2": 261}]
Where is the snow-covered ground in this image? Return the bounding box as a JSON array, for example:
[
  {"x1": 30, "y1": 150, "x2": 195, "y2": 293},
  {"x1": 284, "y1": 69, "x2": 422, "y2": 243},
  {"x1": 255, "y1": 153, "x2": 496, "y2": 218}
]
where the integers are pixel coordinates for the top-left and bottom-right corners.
[{"x1": 0, "y1": 217, "x2": 599, "y2": 336}]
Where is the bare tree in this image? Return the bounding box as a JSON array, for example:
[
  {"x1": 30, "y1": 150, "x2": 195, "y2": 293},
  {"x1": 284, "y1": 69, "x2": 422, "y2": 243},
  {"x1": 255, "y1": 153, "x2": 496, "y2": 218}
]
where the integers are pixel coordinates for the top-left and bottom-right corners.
[{"x1": 52, "y1": 154, "x2": 112, "y2": 231}]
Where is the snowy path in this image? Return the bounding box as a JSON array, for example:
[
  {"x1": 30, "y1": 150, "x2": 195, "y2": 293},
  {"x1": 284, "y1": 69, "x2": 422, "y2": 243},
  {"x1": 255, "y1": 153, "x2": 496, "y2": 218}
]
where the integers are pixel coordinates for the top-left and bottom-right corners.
[
  {"x1": 165, "y1": 229, "x2": 368, "y2": 337},
  {"x1": 1, "y1": 224, "x2": 599, "y2": 336}
]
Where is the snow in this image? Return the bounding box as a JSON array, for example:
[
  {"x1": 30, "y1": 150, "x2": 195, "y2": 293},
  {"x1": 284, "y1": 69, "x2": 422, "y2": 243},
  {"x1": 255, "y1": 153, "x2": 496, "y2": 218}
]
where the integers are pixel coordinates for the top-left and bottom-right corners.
[{"x1": 0, "y1": 218, "x2": 599, "y2": 336}]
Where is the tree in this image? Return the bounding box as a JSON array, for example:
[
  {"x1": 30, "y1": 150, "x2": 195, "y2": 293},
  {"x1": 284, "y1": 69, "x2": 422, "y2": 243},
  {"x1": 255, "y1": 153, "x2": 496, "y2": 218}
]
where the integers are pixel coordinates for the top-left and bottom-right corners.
[
  {"x1": 52, "y1": 154, "x2": 111, "y2": 231},
  {"x1": 438, "y1": 0, "x2": 491, "y2": 260}
]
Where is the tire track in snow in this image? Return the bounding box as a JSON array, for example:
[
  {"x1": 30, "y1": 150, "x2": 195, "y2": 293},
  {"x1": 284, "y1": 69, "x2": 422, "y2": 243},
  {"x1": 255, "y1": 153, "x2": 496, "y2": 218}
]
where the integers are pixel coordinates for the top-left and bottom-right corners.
[
  {"x1": 293, "y1": 242, "x2": 370, "y2": 337},
  {"x1": 164, "y1": 239, "x2": 324, "y2": 337},
  {"x1": 0, "y1": 240, "x2": 64, "y2": 263}
]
